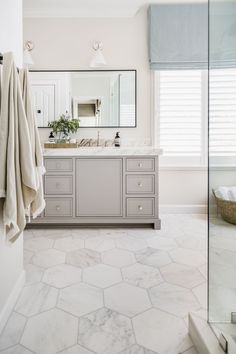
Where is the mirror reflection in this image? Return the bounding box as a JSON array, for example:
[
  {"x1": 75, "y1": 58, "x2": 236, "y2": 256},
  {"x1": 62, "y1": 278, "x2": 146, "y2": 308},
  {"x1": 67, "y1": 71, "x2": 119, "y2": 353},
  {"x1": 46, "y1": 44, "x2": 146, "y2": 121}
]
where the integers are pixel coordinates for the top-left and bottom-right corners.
[{"x1": 29, "y1": 70, "x2": 136, "y2": 128}]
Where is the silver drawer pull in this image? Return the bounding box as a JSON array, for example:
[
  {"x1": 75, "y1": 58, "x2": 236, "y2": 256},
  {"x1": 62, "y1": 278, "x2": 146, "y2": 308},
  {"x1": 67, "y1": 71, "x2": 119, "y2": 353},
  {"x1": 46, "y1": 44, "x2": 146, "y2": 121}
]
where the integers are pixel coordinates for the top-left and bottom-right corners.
[
  {"x1": 138, "y1": 162, "x2": 142, "y2": 168},
  {"x1": 138, "y1": 182, "x2": 143, "y2": 187},
  {"x1": 56, "y1": 162, "x2": 61, "y2": 169},
  {"x1": 56, "y1": 205, "x2": 61, "y2": 211},
  {"x1": 138, "y1": 205, "x2": 143, "y2": 211}
]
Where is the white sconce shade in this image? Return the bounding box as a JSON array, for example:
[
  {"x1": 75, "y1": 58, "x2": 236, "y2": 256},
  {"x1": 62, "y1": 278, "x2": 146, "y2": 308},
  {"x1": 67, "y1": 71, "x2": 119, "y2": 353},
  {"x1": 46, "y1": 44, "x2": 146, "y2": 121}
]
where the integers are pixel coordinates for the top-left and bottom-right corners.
[
  {"x1": 23, "y1": 41, "x2": 34, "y2": 67},
  {"x1": 23, "y1": 49, "x2": 34, "y2": 66},
  {"x1": 90, "y1": 41, "x2": 107, "y2": 68}
]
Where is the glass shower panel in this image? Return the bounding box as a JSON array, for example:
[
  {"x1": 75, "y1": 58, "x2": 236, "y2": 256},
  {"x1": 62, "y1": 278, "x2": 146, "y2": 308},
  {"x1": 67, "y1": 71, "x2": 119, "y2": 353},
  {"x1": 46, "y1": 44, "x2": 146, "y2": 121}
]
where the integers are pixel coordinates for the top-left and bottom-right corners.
[{"x1": 209, "y1": 0, "x2": 236, "y2": 350}]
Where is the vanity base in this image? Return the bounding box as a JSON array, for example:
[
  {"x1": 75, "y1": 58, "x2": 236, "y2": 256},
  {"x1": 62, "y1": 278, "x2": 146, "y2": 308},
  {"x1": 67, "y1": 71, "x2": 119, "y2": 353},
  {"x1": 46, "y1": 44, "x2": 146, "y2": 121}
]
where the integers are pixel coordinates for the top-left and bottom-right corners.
[
  {"x1": 29, "y1": 153, "x2": 161, "y2": 230},
  {"x1": 27, "y1": 219, "x2": 161, "y2": 230}
]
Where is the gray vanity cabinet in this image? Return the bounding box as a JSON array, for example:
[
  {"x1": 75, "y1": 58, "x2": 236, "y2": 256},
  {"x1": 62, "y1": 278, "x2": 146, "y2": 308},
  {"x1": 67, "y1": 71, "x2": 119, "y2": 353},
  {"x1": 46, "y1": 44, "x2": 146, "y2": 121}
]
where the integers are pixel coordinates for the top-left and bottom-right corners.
[
  {"x1": 30, "y1": 153, "x2": 161, "y2": 229},
  {"x1": 76, "y1": 159, "x2": 122, "y2": 217}
]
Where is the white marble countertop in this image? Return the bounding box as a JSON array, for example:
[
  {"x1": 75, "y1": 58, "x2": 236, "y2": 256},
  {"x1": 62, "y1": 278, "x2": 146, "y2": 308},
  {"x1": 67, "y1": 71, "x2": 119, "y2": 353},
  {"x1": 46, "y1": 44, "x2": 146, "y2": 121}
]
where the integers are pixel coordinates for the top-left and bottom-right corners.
[{"x1": 43, "y1": 147, "x2": 162, "y2": 157}]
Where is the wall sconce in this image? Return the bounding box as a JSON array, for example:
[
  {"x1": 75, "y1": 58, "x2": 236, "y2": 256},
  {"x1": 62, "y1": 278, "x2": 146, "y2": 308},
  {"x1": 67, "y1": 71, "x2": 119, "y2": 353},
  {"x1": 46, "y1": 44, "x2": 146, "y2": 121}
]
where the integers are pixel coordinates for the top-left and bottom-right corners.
[
  {"x1": 90, "y1": 41, "x2": 107, "y2": 68},
  {"x1": 23, "y1": 41, "x2": 34, "y2": 67}
]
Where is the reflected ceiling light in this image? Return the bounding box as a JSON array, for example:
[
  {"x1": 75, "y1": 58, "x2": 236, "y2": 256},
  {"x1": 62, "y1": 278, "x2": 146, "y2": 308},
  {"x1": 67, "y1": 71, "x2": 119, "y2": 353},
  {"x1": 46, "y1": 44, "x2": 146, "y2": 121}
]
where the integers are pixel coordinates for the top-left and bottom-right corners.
[
  {"x1": 90, "y1": 41, "x2": 107, "y2": 68},
  {"x1": 23, "y1": 41, "x2": 34, "y2": 67}
]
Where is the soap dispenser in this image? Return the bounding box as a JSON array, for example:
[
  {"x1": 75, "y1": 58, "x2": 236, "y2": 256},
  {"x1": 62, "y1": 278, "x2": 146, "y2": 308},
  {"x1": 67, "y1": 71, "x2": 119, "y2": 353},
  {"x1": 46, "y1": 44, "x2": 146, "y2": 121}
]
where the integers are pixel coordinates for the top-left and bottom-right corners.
[
  {"x1": 48, "y1": 131, "x2": 55, "y2": 143},
  {"x1": 114, "y1": 132, "x2": 121, "y2": 147}
]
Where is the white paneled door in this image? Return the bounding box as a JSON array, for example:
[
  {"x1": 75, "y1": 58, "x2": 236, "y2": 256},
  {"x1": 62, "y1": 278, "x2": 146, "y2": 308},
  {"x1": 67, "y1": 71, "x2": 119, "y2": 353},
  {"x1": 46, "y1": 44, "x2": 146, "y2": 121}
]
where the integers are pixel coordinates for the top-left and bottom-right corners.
[{"x1": 31, "y1": 84, "x2": 55, "y2": 127}]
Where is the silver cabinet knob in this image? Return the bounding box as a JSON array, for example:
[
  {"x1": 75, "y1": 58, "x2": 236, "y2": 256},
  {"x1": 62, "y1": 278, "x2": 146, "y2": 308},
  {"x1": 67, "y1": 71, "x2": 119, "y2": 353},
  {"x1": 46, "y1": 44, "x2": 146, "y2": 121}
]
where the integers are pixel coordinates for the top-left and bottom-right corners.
[
  {"x1": 138, "y1": 205, "x2": 143, "y2": 211},
  {"x1": 138, "y1": 162, "x2": 142, "y2": 168},
  {"x1": 138, "y1": 182, "x2": 143, "y2": 187},
  {"x1": 56, "y1": 205, "x2": 61, "y2": 211}
]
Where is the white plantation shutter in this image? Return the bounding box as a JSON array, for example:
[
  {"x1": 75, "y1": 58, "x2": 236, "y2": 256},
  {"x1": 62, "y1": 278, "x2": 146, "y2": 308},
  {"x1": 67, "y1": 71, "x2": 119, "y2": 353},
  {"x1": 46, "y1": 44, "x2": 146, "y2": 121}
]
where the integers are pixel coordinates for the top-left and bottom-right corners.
[
  {"x1": 158, "y1": 70, "x2": 203, "y2": 159},
  {"x1": 209, "y1": 69, "x2": 236, "y2": 157}
]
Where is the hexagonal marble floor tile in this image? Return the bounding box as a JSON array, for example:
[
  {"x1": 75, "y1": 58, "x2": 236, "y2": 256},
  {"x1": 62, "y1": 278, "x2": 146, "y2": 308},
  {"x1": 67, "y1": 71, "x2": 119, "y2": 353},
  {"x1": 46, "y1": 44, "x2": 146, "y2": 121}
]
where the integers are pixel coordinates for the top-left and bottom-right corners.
[
  {"x1": 119, "y1": 344, "x2": 157, "y2": 354},
  {"x1": 192, "y1": 282, "x2": 207, "y2": 309},
  {"x1": 66, "y1": 249, "x2": 101, "y2": 268},
  {"x1": 83, "y1": 264, "x2": 122, "y2": 288},
  {"x1": 58, "y1": 282, "x2": 103, "y2": 317},
  {"x1": 116, "y1": 237, "x2": 147, "y2": 252},
  {"x1": 85, "y1": 236, "x2": 115, "y2": 252},
  {"x1": 78, "y1": 308, "x2": 135, "y2": 354},
  {"x1": 59, "y1": 345, "x2": 94, "y2": 354},
  {"x1": 32, "y1": 249, "x2": 65, "y2": 268},
  {"x1": 160, "y1": 263, "x2": 205, "y2": 289},
  {"x1": 71, "y1": 228, "x2": 100, "y2": 240},
  {"x1": 23, "y1": 250, "x2": 34, "y2": 265},
  {"x1": 135, "y1": 247, "x2": 171, "y2": 268},
  {"x1": 23, "y1": 229, "x2": 35, "y2": 239},
  {"x1": 54, "y1": 237, "x2": 84, "y2": 252},
  {"x1": 24, "y1": 237, "x2": 54, "y2": 252},
  {"x1": 25, "y1": 264, "x2": 44, "y2": 286},
  {"x1": 122, "y1": 263, "x2": 163, "y2": 289},
  {"x1": 176, "y1": 235, "x2": 207, "y2": 252},
  {"x1": 0, "y1": 312, "x2": 26, "y2": 351},
  {"x1": 15, "y1": 283, "x2": 58, "y2": 317},
  {"x1": 99, "y1": 228, "x2": 128, "y2": 239},
  {"x1": 20, "y1": 309, "x2": 78, "y2": 354},
  {"x1": 32, "y1": 228, "x2": 72, "y2": 240},
  {"x1": 149, "y1": 282, "x2": 201, "y2": 317},
  {"x1": 42, "y1": 264, "x2": 82, "y2": 288},
  {"x1": 169, "y1": 248, "x2": 206, "y2": 267},
  {"x1": 127, "y1": 229, "x2": 157, "y2": 240},
  {"x1": 102, "y1": 248, "x2": 136, "y2": 268},
  {"x1": 133, "y1": 308, "x2": 187, "y2": 354},
  {"x1": 0, "y1": 345, "x2": 34, "y2": 354},
  {"x1": 148, "y1": 236, "x2": 177, "y2": 251},
  {"x1": 104, "y1": 282, "x2": 151, "y2": 317}
]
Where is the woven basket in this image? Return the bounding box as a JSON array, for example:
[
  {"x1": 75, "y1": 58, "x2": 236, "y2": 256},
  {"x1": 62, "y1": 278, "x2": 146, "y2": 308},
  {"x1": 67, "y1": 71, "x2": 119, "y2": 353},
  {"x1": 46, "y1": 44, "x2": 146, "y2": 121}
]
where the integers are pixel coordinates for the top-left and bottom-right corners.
[{"x1": 213, "y1": 189, "x2": 236, "y2": 224}]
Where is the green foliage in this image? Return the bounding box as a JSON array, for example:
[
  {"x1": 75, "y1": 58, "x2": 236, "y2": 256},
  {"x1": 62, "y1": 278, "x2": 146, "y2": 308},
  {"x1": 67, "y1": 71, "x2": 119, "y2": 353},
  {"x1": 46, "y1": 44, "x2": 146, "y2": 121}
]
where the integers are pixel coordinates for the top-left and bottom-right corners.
[{"x1": 48, "y1": 114, "x2": 80, "y2": 137}]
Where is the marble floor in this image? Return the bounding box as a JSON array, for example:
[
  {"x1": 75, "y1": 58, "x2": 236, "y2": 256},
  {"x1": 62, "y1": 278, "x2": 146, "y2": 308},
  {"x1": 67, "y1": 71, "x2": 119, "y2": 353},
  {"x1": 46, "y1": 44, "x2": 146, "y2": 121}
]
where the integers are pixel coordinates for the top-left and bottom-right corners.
[
  {"x1": 208, "y1": 217, "x2": 236, "y2": 353},
  {"x1": 0, "y1": 214, "x2": 208, "y2": 354}
]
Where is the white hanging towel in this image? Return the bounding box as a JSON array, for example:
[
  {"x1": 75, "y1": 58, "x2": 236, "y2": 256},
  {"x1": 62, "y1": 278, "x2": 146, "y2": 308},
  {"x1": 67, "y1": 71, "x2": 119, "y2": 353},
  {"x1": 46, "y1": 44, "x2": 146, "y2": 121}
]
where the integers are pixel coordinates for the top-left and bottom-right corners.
[
  {"x1": 19, "y1": 69, "x2": 45, "y2": 218},
  {"x1": 0, "y1": 52, "x2": 37, "y2": 242}
]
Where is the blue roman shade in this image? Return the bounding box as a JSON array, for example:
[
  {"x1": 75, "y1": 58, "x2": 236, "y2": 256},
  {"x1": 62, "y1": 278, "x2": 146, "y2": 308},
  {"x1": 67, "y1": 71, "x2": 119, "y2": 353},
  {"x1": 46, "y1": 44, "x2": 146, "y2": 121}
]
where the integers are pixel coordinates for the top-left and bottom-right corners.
[
  {"x1": 148, "y1": 3, "x2": 208, "y2": 70},
  {"x1": 210, "y1": 1, "x2": 236, "y2": 69}
]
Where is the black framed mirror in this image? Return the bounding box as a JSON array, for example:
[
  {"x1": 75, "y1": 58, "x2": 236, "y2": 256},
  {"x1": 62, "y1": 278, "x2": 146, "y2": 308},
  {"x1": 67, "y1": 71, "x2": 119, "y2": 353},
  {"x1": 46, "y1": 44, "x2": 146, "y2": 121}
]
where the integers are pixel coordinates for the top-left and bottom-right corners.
[{"x1": 29, "y1": 70, "x2": 137, "y2": 128}]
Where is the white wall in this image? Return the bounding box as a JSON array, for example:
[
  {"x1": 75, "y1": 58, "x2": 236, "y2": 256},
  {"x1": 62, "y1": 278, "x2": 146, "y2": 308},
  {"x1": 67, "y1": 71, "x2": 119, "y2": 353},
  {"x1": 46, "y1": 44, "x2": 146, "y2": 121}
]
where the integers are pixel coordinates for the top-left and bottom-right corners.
[
  {"x1": 0, "y1": 0, "x2": 23, "y2": 67},
  {"x1": 23, "y1": 8, "x2": 152, "y2": 145},
  {"x1": 160, "y1": 168, "x2": 207, "y2": 214},
  {"x1": 23, "y1": 8, "x2": 208, "y2": 212},
  {"x1": 0, "y1": 0, "x2": 25, "y2": 333}
]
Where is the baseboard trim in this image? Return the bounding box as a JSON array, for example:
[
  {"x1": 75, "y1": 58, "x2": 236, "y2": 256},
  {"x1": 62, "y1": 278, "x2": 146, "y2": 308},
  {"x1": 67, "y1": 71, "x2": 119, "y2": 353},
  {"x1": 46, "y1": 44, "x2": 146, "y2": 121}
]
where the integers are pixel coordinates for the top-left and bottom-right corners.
[
  {"x1": 160, "y1": 204, "x2": 207, "y2": 214},
  {"x1": 0, "y1": 270, "x2": 25, "y2": 334}
]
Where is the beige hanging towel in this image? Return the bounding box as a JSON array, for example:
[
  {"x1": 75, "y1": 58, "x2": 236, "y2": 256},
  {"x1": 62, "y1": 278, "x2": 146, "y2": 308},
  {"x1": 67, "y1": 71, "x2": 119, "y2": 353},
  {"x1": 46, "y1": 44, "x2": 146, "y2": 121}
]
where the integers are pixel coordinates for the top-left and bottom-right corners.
[
  {"x1": 19, "y1": 69, "x2": 45, "y2": 218},
  {"x1": 0, "y1": 52, "x2": 37, "y2": 242}
]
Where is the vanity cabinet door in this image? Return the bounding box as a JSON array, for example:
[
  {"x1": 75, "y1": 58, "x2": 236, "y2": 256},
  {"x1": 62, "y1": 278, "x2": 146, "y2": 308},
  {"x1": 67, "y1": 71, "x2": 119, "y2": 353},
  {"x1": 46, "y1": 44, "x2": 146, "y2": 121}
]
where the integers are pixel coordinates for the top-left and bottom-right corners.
[{"x1": 76, "y1": 159, "x2": 122, "y2": 217}]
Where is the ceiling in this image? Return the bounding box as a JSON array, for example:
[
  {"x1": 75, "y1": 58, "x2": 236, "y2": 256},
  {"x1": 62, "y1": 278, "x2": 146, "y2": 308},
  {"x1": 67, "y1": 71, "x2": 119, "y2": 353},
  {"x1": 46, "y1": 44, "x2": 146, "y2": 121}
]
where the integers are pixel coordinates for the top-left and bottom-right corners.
[{"x1": 23, "y1": 0, "x2": 204, "y2": 18}]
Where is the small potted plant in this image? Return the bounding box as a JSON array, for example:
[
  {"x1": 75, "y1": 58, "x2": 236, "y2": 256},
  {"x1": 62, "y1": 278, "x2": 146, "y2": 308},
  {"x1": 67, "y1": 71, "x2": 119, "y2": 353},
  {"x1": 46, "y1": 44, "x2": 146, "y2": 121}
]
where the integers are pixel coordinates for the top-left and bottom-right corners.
[{"x1": 48, "y1": 114, "x2": 80, "y2": 143}]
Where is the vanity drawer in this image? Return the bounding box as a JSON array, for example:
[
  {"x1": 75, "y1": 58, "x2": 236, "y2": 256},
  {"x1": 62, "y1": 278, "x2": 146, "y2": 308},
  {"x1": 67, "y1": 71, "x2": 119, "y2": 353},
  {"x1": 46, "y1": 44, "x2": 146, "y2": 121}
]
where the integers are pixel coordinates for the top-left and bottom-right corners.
[
  {"x1": 45, "y1": 176, "x2": 73, "y2": 195},
  {"x1": 126, "y1": 175, "x2": 155, "y2": 194},
  {"x1": 45, "y1": 158, "x2": 73, "y2": 173},
  {"x1": 126, "y1": 158, "x2": 155, "y2": 172},
  {"x1": 45, "y1": 198, "x2": 73, "y2": 217},
  {"x1": 126, "y1": 198, "x2": 155, "y2": 217}
]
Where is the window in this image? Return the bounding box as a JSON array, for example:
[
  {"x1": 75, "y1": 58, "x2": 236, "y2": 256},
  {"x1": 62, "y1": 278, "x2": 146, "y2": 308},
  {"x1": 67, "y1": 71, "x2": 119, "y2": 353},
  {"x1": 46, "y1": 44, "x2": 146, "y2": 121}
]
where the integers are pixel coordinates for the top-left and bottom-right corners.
[
  {"x1": 209, "y1": 69, "x2": 236, "y2": 160},
  {"x1": 154, "y1": 70, "x2": 208, "y2": 166}
]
